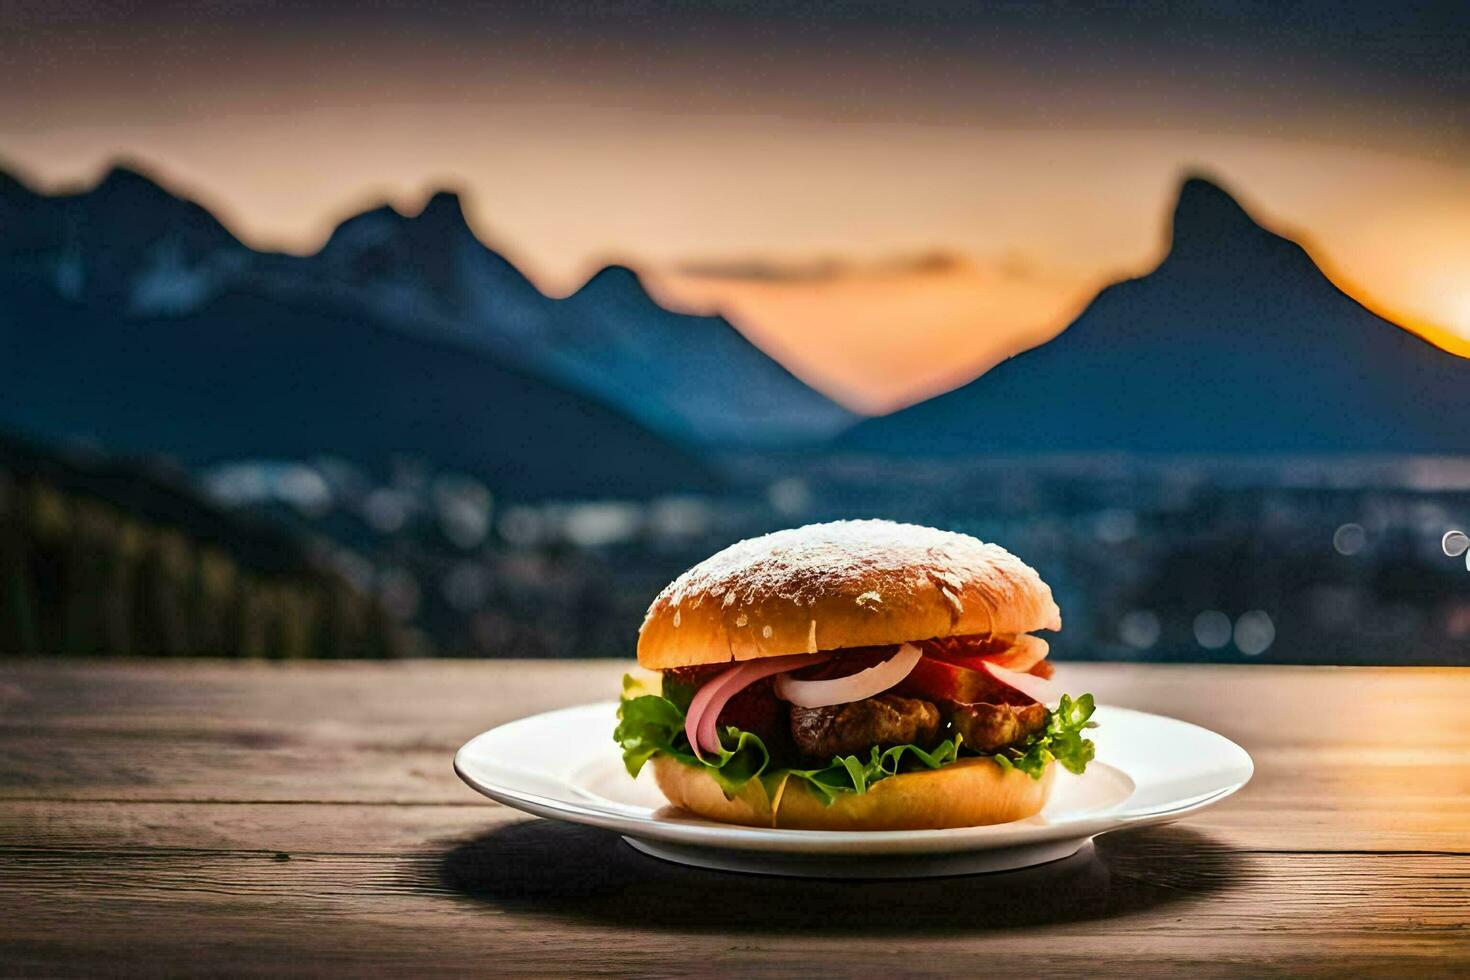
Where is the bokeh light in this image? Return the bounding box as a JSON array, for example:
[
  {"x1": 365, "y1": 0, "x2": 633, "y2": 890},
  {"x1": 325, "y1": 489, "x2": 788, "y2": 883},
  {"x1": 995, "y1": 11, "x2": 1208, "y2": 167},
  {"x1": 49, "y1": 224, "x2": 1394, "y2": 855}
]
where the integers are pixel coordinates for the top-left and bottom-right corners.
[
  {"x1": 1333, "y1": 522, "x2": 1366, "y2": 555},
  {"x1": 1234, "y1": 610, "x2": 1276, "y2": 657},
  {"x1": 1193, "y1": 610, "x2": 1233, "y2": 650},
  {"x1": 1119, "y1": 610, "x2": 1161, "y2": 650}
]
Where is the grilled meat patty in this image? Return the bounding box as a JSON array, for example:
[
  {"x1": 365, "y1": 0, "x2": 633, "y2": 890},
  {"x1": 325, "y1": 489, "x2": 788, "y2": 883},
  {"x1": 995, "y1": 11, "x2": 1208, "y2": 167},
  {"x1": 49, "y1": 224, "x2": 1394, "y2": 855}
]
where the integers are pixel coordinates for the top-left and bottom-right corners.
[
  {"x1": 790, "y1": 694, "x2": 941, "y2": 761},
  {"x1": 944, "y1": 701, "x2": 1048, "y2": 752}
]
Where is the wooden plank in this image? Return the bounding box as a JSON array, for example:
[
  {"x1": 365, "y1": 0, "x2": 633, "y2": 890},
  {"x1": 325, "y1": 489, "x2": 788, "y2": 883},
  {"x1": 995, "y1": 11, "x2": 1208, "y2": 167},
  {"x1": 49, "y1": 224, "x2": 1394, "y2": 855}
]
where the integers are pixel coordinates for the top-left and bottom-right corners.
[
  {"x1": 2, "y1": 778, "x2": 1468, "y2": 856},
  {"x1": 1, "y1": 662, "x2": 1467, "y2": 852},
  {"x1": 0, "y1": 659, "x2": 628, "y2": 804},
  {"x1": 5, "y1": 793, "x2": 1470, "y2": 862},
  {"x1": 1, "y1": 661, "x2": 1468, "y2": 976},
  {"x1": 0, "y1": 801, "x2": 503, "y2": 854},
  {"x1": 6, "y1": 725, "x2": 1466, "y2": 831},
  {"x1": 4, "y1": 661, "x2": 1466, "y2": 752}
]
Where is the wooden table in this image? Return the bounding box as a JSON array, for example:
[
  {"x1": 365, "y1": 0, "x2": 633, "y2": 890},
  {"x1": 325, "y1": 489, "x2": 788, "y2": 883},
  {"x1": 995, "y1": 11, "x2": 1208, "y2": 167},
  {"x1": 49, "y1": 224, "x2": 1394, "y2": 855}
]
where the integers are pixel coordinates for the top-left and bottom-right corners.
[{"x1": 1, "y1": 661, "x2": 1466, "y2": 977}]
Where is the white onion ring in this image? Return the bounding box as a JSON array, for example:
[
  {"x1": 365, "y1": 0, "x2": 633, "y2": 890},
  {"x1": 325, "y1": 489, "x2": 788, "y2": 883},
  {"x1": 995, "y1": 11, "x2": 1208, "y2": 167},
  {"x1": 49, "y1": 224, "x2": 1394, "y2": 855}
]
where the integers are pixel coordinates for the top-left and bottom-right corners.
[
  {"x1": 684, "y1": 653, "x2": 831, "y2": 759},
  {"x1": 980, "y1": 660, "x2": 1061, "y2": 705},
  {"x1": 773, "y1": 642, "x2": 923, "y2": 708},
  {"x1": 981, "y1": 634, "x2": 1049, "y2": 672}
]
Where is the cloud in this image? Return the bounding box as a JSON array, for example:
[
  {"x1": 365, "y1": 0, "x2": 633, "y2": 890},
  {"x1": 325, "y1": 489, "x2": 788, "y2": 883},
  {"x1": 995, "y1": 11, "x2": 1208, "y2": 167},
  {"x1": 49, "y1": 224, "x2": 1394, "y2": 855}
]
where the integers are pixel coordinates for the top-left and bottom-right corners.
[{"x1": 674, "y1": 250, "x2": 965, "y2": 283}]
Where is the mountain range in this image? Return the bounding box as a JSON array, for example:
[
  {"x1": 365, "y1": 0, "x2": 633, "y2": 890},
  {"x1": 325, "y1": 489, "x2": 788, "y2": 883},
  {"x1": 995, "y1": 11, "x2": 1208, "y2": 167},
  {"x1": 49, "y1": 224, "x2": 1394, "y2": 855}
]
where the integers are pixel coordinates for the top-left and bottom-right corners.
[
  {"x1": 3, "y1": 161, "x2": 1468, "y2": 499},
  {"x1": 842, "y1": 176, "x2": 1470, "y2": 454},
  {"x1": 0, "y1": 167, "x2": 732, "y2": 499},
  {"x1": 0, "y1": 163, "x2": 852, "y2": 452}
]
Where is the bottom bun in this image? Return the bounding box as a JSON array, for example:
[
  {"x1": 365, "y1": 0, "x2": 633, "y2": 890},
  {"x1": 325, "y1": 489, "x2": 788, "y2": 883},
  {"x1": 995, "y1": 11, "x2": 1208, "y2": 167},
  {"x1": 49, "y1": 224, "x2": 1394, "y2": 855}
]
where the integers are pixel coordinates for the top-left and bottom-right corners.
[{"x1": 650, "y1": 754, "x2": 1056, "y2": 831}]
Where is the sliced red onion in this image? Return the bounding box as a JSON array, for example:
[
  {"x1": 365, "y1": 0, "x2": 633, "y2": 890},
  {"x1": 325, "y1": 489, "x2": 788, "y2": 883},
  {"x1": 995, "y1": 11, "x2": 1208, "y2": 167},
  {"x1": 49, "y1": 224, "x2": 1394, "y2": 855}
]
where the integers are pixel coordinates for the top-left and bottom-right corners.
[
  {"x1": 980, "y1": 660, "x2": 1061, "y2": 705},
  {"x1": 684, "y1": 667, "x2": 736, "y2": 760},
  {"x1": 684, "y1": 652, "x2": 830, "y2": 759},
  {"x1": 686, "y1": 663, "x2": 755, "y2": 759},
  {"x1": 773, "y1": 642, "x2": 923, "y2": 708}
]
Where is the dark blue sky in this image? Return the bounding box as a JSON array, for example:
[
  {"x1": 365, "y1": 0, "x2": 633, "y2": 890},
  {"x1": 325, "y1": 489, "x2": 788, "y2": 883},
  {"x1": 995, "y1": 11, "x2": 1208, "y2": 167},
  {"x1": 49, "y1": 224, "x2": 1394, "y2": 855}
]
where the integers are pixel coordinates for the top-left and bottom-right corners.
[{"x1": 5, "y1": 1, "x2": 1467, "y2": 145}]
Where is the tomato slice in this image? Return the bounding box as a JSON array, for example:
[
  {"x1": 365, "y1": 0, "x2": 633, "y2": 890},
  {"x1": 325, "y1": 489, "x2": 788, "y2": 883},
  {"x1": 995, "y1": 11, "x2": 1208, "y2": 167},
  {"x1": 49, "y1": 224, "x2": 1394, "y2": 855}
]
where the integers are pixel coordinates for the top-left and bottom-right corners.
[
  {"x1": 897, "y1": 655, "x2": 1032, "y2": 705},
  {"x1": 921, "y1": 634, "x2": 1014, "y2": 663},
  {"x1": 921, "y1": 634, "x2": 1050, "y2": 673}
]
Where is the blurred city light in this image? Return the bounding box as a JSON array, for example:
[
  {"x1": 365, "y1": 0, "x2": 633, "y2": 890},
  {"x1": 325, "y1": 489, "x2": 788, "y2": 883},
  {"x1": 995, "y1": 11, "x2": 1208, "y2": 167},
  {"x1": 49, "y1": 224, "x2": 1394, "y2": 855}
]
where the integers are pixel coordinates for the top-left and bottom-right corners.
[
  {"x1": 768, "y1": 478, "x2": 811, "y2": 516},
  {"x1": 1193, "y1": 610, "x2": 1233, "y2": 649},
  {"x1": 1234, "y1": 610, "x2": 1276, "y2": 656},
  {"x1": 562, "y1": 502, "x2": 642, "y2": 548},
  {"x1": 363, "y1": 488, "x2": 411, "y2": 534},
  {"x1": 649, "y1": 497, "x2": 710, "y2": 539},
  {"x1": 1332, "y1": 522, "x2": 1366, "y2": 556},
  {"x1": 498, "y1": 506, "x2": 545, "y2": 547},
  {"x1": 432, "y1": 475, "x2": 492, "y2": 550},
  {"x1": 163, "y1": 452, "x2": 1470, "y2": 660},
  {"x1": 1094, "y1": 509, "x2": 1138, "y2": 544},
  {"x1": 204, "y1": 460, "x2": 332, "y2": 516},
  {"x1": 1119, "y1": 610, "x2": 1160, "y2": 649}
]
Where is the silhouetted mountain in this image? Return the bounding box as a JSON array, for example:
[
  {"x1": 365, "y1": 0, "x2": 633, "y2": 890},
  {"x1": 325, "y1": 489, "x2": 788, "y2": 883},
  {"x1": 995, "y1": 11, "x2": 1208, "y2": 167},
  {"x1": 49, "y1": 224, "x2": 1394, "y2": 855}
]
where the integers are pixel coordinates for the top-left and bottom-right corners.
[
  {"x1": 0, "y1": 163, "x2": 851, "y2": 447},
  {"x1": 0, "y1": 163, "x2": 251, "y2": 313},
  {"x1": 0, "y1": 274, "x2": 716, "y2": 499},
  {"x1": 842, "y1": 175, "x2": 1470, "y2": 454},
  {"x1": 309, "y1": 190, "x2": 550, "y2": 332},
  {"x1": 547, "y1": 264, "x2": 851, "y2": 445}
]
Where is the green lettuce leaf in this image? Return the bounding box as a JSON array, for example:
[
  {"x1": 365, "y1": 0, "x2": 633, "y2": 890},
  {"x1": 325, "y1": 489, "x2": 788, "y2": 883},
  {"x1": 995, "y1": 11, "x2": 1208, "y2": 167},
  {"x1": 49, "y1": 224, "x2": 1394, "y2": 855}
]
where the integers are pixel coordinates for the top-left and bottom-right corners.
[
  {"x1": 614, "y1": 676, "x2": 1099, "y2": 803},
  {"x1": 992, "y1": 693, "x2": 1099, "y2": 779},
  {"x1": 774, "y1": 736, "x2": 963, "y2": 804}
]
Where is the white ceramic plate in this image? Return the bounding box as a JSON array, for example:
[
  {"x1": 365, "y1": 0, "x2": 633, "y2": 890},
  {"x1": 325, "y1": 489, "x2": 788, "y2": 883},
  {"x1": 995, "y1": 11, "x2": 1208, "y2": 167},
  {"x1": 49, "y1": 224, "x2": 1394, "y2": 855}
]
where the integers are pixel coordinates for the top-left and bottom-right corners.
[{"x1": 454, "y1": 702, "x2": 1252, "y2": 878}]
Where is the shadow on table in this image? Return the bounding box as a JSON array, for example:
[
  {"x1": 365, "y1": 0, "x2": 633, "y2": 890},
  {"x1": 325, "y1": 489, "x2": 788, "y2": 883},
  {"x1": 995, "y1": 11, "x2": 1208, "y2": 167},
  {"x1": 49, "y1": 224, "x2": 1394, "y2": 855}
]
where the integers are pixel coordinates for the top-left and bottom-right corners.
[{"x1": 432, "y1": 820, "x2": 1254, "y2": 934}]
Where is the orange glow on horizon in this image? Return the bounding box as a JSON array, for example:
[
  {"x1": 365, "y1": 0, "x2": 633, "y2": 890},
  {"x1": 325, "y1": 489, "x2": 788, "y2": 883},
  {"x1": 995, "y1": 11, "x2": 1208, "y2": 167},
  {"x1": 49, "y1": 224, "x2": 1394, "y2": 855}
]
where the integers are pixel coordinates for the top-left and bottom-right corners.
[
  {"x1": 1316, "y1": 264, "x2": 1470, "y2": 361},
  {"x1": 646, "y1": 259, "x2": 1098, "y2": 414}
]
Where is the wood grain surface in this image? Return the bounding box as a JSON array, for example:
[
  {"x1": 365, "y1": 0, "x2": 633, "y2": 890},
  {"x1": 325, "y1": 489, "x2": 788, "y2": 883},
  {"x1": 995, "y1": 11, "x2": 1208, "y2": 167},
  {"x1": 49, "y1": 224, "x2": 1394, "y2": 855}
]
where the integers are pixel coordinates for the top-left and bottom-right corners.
[{"x1": 1, "y1": 660, "x2": 1467, "y2": 977}]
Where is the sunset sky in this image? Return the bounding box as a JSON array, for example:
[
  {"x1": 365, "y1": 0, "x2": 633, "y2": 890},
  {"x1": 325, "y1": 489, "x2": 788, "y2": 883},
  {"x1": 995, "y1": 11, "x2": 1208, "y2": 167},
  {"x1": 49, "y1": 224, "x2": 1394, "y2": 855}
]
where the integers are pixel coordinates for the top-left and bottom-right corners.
[{"x1": 3, "y1": 1, "x2": 1468, "y2": 412}]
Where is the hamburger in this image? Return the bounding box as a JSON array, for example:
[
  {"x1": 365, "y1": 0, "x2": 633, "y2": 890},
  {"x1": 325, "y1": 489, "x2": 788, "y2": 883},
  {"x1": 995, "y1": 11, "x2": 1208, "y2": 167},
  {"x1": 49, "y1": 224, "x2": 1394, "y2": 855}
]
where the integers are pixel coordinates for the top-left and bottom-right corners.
[{"x1": 615, "y1": 520, "x2": 1097, "y2": 830}]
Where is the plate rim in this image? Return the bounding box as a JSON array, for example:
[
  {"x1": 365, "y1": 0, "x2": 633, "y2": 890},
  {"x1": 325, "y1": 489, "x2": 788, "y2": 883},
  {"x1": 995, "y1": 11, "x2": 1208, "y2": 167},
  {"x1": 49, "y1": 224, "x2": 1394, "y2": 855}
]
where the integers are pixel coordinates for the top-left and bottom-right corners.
[{"x1": 453, "y1": 701, "x2": 1253, "y2": 855}]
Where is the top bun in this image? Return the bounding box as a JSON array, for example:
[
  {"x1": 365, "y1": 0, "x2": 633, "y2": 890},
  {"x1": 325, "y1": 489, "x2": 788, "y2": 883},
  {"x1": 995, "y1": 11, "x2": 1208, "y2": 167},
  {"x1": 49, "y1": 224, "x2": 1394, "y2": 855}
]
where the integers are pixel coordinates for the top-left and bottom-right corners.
[{"x1": 638, "y1": 520, "x2": 1060, "y2": 670}]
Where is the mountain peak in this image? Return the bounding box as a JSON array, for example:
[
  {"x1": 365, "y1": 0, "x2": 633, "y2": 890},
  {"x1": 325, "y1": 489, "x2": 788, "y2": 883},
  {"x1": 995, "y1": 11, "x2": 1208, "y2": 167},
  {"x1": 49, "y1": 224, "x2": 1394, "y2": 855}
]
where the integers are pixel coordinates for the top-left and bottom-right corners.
[
  {"x1": 574, "y1": 264, "x2": 653, "y2": 304},
  {"x1": 324, "y1": 190, "x2": 475, "y2": 255},
  {"x1": 77, "y1": 161, "x2": 239, "y2": 252},
  {"x1": 419, "y1": 189, "x2": 465, "y2": 220},
  {"x1": 93, "y1": 162, "x2": 175, "y2": 201},
  {"x1": 83, "y1": 162, "x2": 232, "y2": 241},
  {"x1": 1168, "y1": 174, "x2": 1263, "y2": 261},
  {"x1": 410, "y1": 190, "x2": 476, "y2": 243}
]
